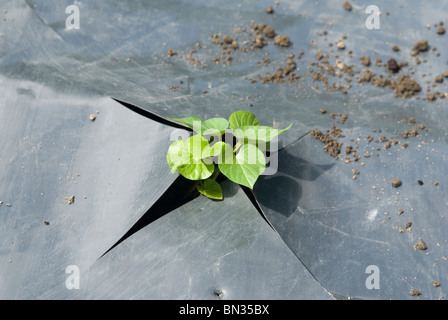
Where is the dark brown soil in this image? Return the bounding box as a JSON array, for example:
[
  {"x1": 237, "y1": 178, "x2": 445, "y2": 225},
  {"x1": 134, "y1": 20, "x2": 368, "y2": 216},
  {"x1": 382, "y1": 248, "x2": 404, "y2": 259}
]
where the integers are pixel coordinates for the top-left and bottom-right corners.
[
  {"x1": 412, "y1": 40, "x2": 429, "y2": 56},
  {"x1": 387, "y1": 58, "x2": 400, "y2": 73},
  {"x1": 256, "y1": 58, "x2": 299, "y2": 84},
  {"x1": 311, "y1": 128, "x2": 343, "y2": 159}
]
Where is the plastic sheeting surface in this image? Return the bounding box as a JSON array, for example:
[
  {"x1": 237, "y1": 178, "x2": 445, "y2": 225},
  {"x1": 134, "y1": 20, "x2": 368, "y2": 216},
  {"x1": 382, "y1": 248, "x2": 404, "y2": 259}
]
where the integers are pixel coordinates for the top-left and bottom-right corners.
[{"x1": 0, "y1": 0, "x2": 447, "y2": 299}]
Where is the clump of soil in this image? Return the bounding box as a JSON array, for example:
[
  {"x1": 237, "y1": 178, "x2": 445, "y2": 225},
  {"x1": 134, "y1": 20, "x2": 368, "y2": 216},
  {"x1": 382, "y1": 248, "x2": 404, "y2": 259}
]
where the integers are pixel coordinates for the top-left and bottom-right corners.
[
  {"x1": 360, "y1": 56, "x2": 371, "y2": 67},
  {"x1": 411, "y1": 40, "x2": 429, "y2": 56},
  {"x1": 343, "y1": 1, "x2": 352, "y2": 11},
  {"x1": 167, "y1": 49, "x2": 177, "y2": 57},
  {"x1": 387, "y1": 58, "x2": 400, "y2": 73},
  {"x1": 414, "y1": 238, "x2": 428, "y2": 250},
  {"x1": 262, "y1": 26, "x2": 276, "y2": 38},
  {"x1": 434, "y1": 75, "x2": 444, "y2": 83},
  {"x1": 391, "y1": 178, "x2": 402, "y2": 188},
  {"x1": 394, "y1": 75, "x2": 421, "y2": 98},
  {"x1": 66, "y1": 195, "x2": 75, "y2": 205},
  {"x1": 311, "y1": 128, "x2": 343, "y2": 159},
  {"x1": 436, "y1": 27, "x2": 446, "y2": 35},
  {"x1": 274, "y1": 34, "x2": 290, "y2": 47},
  {"x1": 409, "y1": 289, "x2": 422, "y2": 296},
  {"x1": 256, "y1": 57, "x2": 299, "y2": 84}
]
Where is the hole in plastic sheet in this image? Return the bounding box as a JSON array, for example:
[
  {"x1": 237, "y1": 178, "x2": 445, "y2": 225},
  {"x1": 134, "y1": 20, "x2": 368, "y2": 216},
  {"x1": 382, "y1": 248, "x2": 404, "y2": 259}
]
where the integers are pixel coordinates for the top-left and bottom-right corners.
[
  {"x1": 99, "y1": 174, "x2": 200, "y2": 258},
  {"x1": 112, "y1": 98, "x2": 193, "y2": 131}
]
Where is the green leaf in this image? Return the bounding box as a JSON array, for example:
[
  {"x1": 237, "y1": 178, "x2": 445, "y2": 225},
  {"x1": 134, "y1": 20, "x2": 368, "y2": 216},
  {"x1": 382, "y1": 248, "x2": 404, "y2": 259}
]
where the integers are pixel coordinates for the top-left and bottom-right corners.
[
  {"x1": 201, "y1": 141, "x2": 226, "y2": 160},
  {"x1": 228, "y1": 111, "x2": 260, "y2": 130},
  {"x1": 167, "y1": 116, "x2": 204, "y2": 131},
  {"x1": 177, "y1": 160, "x2": 215, "y2": 180},
  {"x1": 202, "y1": 118, "x2": 229, "y2": 135},
  {"x1": 187, "y1": 134, "x2": 210, "y2": 161},
  {"x1": 166, "y1": 139, "x2": 191, "y2": 174},
  {"x1": 168, "y1": 116, "x2": 229, "y2": 137},
  {"x1": 197, "y1": 179, "x2": 223, "y2": 200},
  {"x1": 218, "y1": 144, "x2": 266, "y2": 189},
  {"x1": 233, "y1": 123, "x2": 293, "y2": 146},
  {"x1": 166, "y1": 134, "x2": 215, "y2": 180}
]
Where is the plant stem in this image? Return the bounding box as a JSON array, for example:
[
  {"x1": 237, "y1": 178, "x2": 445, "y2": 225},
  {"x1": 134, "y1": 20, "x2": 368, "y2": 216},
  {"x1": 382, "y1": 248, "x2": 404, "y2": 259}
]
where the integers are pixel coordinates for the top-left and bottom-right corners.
[
  {"x1": 233, "y1": 141, "x2": 243, "y2": 153},
  {"x1": 210, "y1": 164, "x2": 221, "y2": 181}
]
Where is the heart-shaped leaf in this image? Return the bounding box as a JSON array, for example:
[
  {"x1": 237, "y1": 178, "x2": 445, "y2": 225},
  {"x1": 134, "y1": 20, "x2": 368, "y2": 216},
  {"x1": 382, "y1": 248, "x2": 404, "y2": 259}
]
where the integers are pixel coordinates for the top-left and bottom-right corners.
[
  {"x1": 233, "y1": 122, "x2": 293, "y2": 146},
  {"x1": 228, "y1": 111, "x2": 260, "y2": 130},
  {"x1": 167, "y1": 116, "x2": 203, "y2": 131},
  {"x1": 218, "y1": 144, "x2": 266, "y2": 189},
  {"x1": 202, "y1": 117, "x2": 229, "y2": 135},
  {"x1": 166, "y1": 135, "x2": 215, "y2": 180},
  {"x1": 201, "y1": 141, "x2": 226, "y2": 163},
  {"x1": 196, "y1": 179, "x2": 223, "y2": 200},
  {"x1": 166, "y1": 139, "x2": 191, "y2": 174},
  {"x1": 177, "y1": 160, "x2": 215, "y2": 180}
]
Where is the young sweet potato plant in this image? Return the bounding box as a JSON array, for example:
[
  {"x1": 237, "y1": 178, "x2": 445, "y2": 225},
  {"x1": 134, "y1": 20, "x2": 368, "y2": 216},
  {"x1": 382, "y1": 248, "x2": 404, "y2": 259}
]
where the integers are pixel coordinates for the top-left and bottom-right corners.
[{"x1": 166, "y1": 111, "x2": 292, "y2": 200}]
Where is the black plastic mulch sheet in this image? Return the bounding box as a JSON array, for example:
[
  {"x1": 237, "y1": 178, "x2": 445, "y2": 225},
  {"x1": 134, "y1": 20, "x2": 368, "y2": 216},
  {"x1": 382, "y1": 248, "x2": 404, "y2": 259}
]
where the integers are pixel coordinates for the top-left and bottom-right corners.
[{"x1": 0, "y1": 0, "x2": 447, "y2": 299}]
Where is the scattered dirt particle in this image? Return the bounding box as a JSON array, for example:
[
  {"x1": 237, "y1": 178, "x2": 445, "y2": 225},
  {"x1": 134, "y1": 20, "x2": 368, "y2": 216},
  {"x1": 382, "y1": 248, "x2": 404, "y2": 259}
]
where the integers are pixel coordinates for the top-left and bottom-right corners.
[
  {"x1": 273, "y1": 34, "x2": 290, "y2": 47},
  {"x1": 336, "y1": 40, "x2": 345, "y2": 50},
  {"x1": 221, "y1": 35, "x2": 232, "y2": 45},
  {"x1": 417, "y1": 180, "x2": 424, "y2": 185},
  {"x1": 387, "y1": 58, "x2": 400, "y2": 73},
  {"x1": 412, "y1": 40, "x2": 429, "y2": 56},
  {"x1": 66, "y1": 195, "x2": 75, "y2": 205},
  {"x1": 311, "y1": 128, "x2": 343, "y2": 159},
  {"x1": 432, "y1": 281, "x2": 441, "y2": 287},
  {"x1": 434, "y1": 75, "x2": 444, "y2": 83},
  {"x1": 262, "y1": 25, "x2": 276, "y2": 38},
  {"x1": 409, "y1": 289, "x2": 422, "y2": 296},
  {"x1": 394, "y1": 75, "x2": 421, "y2": 98},
  {"x1": 415, "y1": 238, "x2": 428, "y2": 250},
  {"x1": 167, "y1": 49, "x2": 177, "y2": 57},
  {"x1": 360, "y1": 56, "x2": 370, "y2": 67},
  {"x1": 320, "y1": 108, "x2": 327, "y2": 114},
  {"x1": 392, "y1": 45, "x2": 400, "y2": 52},
  {"x1": 343, "y1": 1, "x2": 352, "y2": 11},
  {"x1": 89, "y1": 114, "x2": 96, "y2": 121},
  {"x1": 44, "y1": 221, "x2": 50, "y2": 225},
  {"x1": 391, "y1": 178, "x2": 402, "y2": 188},
  {"x1": 437, "y1": 27, "x2": 446, "y2": 35},
  {"x1": 426, "y1": 93, "x2": 437, "y2": 101},
  {"x1": 405, "y1": 221, "x2": 412, "y2": 229},
  {"x1": 266, "y1": 6, "x2": 274, "y2": 14}
]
